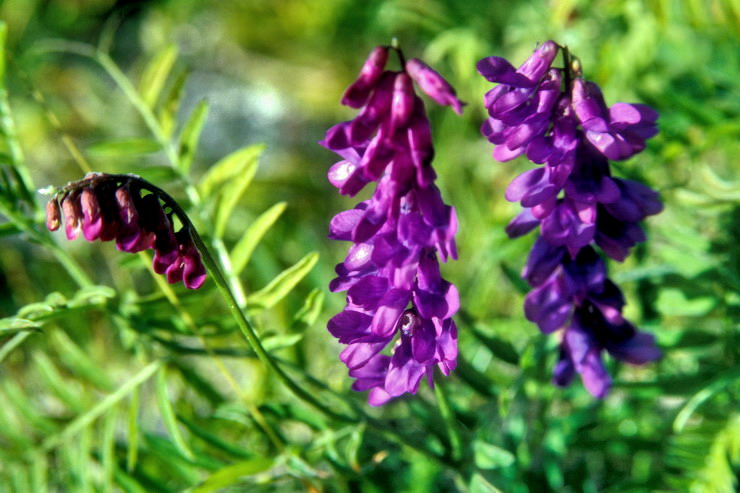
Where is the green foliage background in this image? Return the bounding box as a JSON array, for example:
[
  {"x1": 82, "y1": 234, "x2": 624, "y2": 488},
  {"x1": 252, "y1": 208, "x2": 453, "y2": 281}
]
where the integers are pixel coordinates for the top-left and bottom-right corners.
[{"x1": 0, "y1": 0, "x2": 737, "y2": 491}]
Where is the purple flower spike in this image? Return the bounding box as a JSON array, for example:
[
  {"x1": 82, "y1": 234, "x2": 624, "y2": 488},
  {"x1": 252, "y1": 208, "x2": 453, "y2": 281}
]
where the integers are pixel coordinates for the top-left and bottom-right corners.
[
  {"x1": 323, "y1": 46, "x2": 462, "y2": 404},
  {"x1": 478, "y1": 41, "x2": 662, "y2": 398},
  {"x1": 45, "y1": 173, "x2": 207, "y2": 290}
]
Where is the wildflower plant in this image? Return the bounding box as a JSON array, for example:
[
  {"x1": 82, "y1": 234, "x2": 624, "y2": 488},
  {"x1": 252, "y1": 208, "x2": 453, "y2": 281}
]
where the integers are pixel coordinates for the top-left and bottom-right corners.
[
  {"x1": 478, "y1": 41, "x2": 663, "y2": 398},
  {"x1": 322, "y1": 45, "x2": 464, "y2": 405}
]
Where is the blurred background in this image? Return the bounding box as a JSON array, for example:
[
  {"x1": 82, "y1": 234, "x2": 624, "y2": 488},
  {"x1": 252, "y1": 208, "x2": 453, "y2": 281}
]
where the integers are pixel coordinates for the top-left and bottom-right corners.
[{"x1": 0, "y1": 0, "x2": 737, "y2": 491}]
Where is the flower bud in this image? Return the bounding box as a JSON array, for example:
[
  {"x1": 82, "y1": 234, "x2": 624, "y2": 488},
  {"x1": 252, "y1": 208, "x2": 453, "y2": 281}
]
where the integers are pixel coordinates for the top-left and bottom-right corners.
[
  {"x1": 61, "y1": 192, "x2": 83, "y2": 240},
  {"x1": 46, "y1": 198, "x2": 61, "y2": 232},
  {"x1": 341, "y1": 46, "x2": 389, "y2": 108},
  {"x1": 405, "y1": 58, "x2": 465, "y2": 114}
]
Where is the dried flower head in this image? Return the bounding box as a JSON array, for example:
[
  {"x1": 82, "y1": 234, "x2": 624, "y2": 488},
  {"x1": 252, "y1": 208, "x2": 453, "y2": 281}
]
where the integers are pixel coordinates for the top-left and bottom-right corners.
[{"x1": 45, "y1": 173, "x2": 206, "y2": 289}]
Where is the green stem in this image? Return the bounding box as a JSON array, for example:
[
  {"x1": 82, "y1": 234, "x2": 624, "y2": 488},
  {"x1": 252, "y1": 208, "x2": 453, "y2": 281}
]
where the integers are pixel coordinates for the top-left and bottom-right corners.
[
  {"x1": 190, "y1": 227, "x2": 357, "y2": 424},
  {"x1": 434, "y1": 376, "x2": 463, "y2": 463}
]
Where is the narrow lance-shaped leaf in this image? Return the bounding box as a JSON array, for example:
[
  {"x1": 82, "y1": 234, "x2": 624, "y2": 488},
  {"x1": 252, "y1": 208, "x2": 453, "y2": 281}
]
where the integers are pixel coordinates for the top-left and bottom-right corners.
[
  {"x1": 127, "y1": 386, "x2": 140, "y2": 472},
  {"x1": 178, "y1": 100, "x2": 209, "y2": 175},
  {"x1": 139, "y1": 44, "x2": 178, "y2": 108},
  {"x1": 87, "y1": 138, "x2": 161, "y2": 157},
  {"x1": 292, "y1": 288, "x2": 324, "y2": 328},
  {"x1": 155, "y1": 366, "x2": 195, "y2": 461},
  {"x1": 159, "y1": 70, "x2": 188, "y2": 138},
  {"x1": 247, "y1": 252, "x2": 319, "y2": 311},
  {"x1": 473, "y1": 439, "x2": 516, "y2": 470},
  {"x1": 230, "y1": 201, "x2": 286, "y2": 275},
  {"x1": 33, "y1": 351, "x2": 87, "y2": 413},
  {"x1": 214, "y1": 149, "x2": 261, "y2": 238},
  {"x1": 192, "y1": 457, "x2": 274, "y2": 493},
  {"x1": 39, "y1": 360, "x2": 162, "y2": 453},
  {"x1": 0, "y1": 318, "x2": 42, "y2": 335},
  {"x1": 199, "y1": 144, "x2": 265, "y2": 199},
  {"x1": 101, "y1": 404, "x2": 119, "y2": 493},
  {"x1": 51, "y1": 330, "x2": 115, "y2": 391}
]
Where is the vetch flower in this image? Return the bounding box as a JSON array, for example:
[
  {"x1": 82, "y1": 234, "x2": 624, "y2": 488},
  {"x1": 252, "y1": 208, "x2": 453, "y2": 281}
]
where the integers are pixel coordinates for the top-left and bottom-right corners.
[
  {"x1": 45, "y1": 173, "x2": 207, "y2": 289},
  {"x1": 322, "y1": 44, "x2": 463, "y2": 405},
  {"x1": 479, "y1": 41, "x2": 662, "y2": 398}
]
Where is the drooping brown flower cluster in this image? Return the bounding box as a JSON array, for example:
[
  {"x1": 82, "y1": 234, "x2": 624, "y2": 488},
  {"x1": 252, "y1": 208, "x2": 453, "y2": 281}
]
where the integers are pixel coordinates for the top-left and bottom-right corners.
[{"x1": 46, "y1": 173, "x2": 206, "y2": 289}]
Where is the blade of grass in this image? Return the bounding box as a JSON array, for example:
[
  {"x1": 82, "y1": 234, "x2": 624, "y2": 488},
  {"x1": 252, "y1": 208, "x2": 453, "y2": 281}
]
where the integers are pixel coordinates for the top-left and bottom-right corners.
[{"x1": 156, "y1": 365, "x2": 195, "y2": 461}]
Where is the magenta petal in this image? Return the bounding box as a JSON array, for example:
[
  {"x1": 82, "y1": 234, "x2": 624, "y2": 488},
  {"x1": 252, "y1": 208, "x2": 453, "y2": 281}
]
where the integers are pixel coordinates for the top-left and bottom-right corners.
[
  {"x1": 370, "y1": 289, "x2": 411, "y2": 337},
  {"x1": 411, "y1": 318, "x2": 436, "y2": 363},
  {"x1": 329, "y1": 208, "x2": 364, "y2": 241},
  {"x1": 384, "y1": 338, "x2": 426, "y2": 397},
  {"x1": 579, "y1": 350, "x2": 611, "y2": 398},
  {"x1": 328, "y1": 310, "x2": 373, "y2": 343},
  {"x1": 340, "y1": 341, "x2": 388, "y2": 370}
]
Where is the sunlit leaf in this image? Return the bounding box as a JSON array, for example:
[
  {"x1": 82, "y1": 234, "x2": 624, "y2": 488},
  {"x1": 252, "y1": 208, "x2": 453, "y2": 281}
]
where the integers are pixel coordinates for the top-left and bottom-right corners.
[
  {"x1": 87, "y1": 138, "x2": 162, "y2": 156},
  {"x1": 473, "y1": 440, "x2": 515, "y2": 470},
  {"x1": 177, "y1": 100, "x2": 209, "y2": 175},
  {"x1": 192, "y1": 457, "x2": 274, "y2": 492},
  {"x1": 198, "y1": 144, "x2": 264, "y2": 199},
  {"x1": 247, "y1": 252, "x2": 319, "y2": 311},
  {"x1": 230, "y1": 201, "x2": 286, "y2": 275},
  {"x1": 139, "y1": 44, "x2": 178, "y2": 108},
  {"x1": 155, "y1": 366, "x2": 195, "y2": 461}
]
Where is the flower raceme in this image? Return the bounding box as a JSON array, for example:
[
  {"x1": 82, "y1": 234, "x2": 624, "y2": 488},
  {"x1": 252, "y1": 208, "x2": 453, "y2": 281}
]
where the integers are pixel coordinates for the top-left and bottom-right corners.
[
  {"x1": 478, "y1": 41, "x2": 662, "y2": 398},
  {"x1": 322, "y1": 46, "x2": 463, "y2": 405},
  {"x1": 45, "y1": 173, "x2": 206, "y2": 289}
]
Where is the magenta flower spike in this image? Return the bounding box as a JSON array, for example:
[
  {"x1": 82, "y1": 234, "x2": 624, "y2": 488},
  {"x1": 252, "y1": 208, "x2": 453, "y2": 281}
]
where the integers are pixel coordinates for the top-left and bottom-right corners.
[
  {"x1": 479, "y1": 42, "x2": 662, "y2": 398},
  {"x1": 45, "y1": 173, "x2": 207, "y2": 289},
  {"x1": 322, "y1": 45, "x2": 463, "y2": 405}
]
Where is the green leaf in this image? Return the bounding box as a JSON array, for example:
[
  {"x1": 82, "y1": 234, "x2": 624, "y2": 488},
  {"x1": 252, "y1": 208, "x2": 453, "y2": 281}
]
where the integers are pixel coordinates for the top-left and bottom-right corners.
[
  {"x1": 656, "y1": 288, "x2": 717, "y2": 317},
  {"x1": 230, "y1": 201, "x2": 286, "y2": 275},
  {"x1": 158, "y1": 71, "x2": 188, "y2": 138},
  {"x1": 87, "y1": 138, "x2": 162, "y2": 156},
  {"x1": 156, "y1": 366, "x2": 195, "y2": 461},
  {"x1": 0, "y1": 317, "x2": 42, "y2": 334},
  {"x1": 261, "y1": 333, "x2": 304, "y2": 351},
  {"x1": 213, "y1": 149, "x2": 262, "y2": 238},
  {"x1": 139, "y1": 44, "x2": 178, "y2": 108},
  {"x1": 70, "y1": 285, "x2": 117, "y2": 306},
  {"x1": 292, "y1": 288, "x2": 324, "y2": 328},
  {"x1": 473, "y1": 440, "x2": 515, "y2": 470},
  {"x1": 51, "y1": 330, "x2": 115, "y2": 391},
  {"x1": 0, "y1": 222, "x2": 20, "y2": 237},
  {"x1": 39, "y1": 360, "x2": 162, "y2": 453},
  {"x1": 177, "y1": 100, "x2": 209, "y2": 175},
  {"x1": 0, "y1": 22, "x2": 6, "y2": 82},
  {"x1": 192, "y1": 457, "x2": 274, "y2": 492},
  {"x1": 247, "y1": 252, "x2": 319, "y2": 311},
  {"x1": 499, "y1": 261, "x2": 529, "y2": 295},
  {"x1": 469, "y1": 473, "x2": 504, "y2": 493},
  {"x1": 470, "y1": 326, "x2": 519, "y2": 365},
  {"x1": 127, "y1": 386, "x2": 140, "y2": 472},
  {"x1": 199, "y1": 144, "x2": 264, "y2": 198},
  {"x1": 345, "y1": 423, "x2": 365, "y2": 471}
]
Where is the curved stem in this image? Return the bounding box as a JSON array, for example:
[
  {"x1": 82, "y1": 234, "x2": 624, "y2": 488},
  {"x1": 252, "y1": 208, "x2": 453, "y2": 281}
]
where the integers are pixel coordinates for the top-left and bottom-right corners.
[{"x1": 189, "y1": 227, "x2": 358, "y2": 424}]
